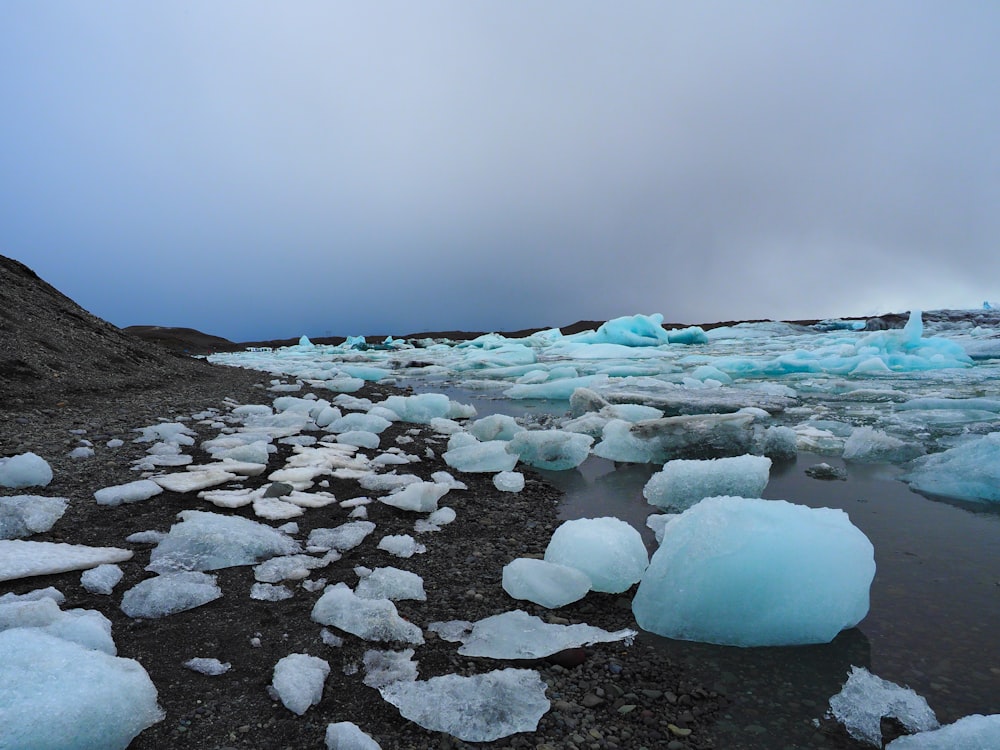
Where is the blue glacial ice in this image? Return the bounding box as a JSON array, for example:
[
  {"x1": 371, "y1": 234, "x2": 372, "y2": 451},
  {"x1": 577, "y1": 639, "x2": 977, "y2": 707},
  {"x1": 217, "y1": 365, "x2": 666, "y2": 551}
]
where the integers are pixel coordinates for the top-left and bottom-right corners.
[
  {"x1": 505, "y1": 429, "x2": 593, "y2": 470},
  {"x1": 501, "y1": 558, "x2": 593, "y2": 608},
  {"x1": 544, "y1": 517, "x2": 648, "y2": 594},
  {"x1": 642, "y1": 455, "x2": 771, "y2": 510},
  {"x1": 632, "y1": 496, "x2": 875, "y2": 646},
  {"x1": 829, "y1": 665, "x2": 939, "y2": 747},
  {"x1": 0, "y1": 589, "x2": 116, "y2": 654},
  {"x1": 902, "y1": 433, "x2": 1000, "y2": 503},
  {"x1": 443, "y1": 440, "x2": 519, "y2": 473},
  {"x1": 886, "y1": 714, "x2": 1000, "y2": 749}
]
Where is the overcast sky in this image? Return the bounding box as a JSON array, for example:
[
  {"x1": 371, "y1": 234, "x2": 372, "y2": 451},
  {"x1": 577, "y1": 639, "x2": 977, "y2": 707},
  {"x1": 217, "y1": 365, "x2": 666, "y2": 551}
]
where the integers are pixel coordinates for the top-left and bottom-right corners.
[{"x1": 2, "y1": 2, "x2": 998, "y2": 341}]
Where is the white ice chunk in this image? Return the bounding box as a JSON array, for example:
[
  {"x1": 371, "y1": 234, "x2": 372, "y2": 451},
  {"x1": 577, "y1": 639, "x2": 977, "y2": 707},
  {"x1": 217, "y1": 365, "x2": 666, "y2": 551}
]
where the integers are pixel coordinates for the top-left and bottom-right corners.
[
  {"x1": 632, "y1": 496, "x2": 875, "y2": 646},
  {"x1": 0, "y1": 629, "x2": 163, "y2": 749},
  {"x1": 379, "y1": 668, "x2": 549, "y2": 742},
  {"x1": 902, "y1": 432, "x2": 1000, "y2": 503},
  {"x1": 134, "y1": 422, "x2": 195, "y2": 445},
  {"x1": 501, "y1": 558, "x2": 592, "y2": 608},
  {"x1": 493, "y1": 471, "x2": 525, "y2": 492},
  {"x1": 469, "y1": 414, "x2": 525, "y2": 442},
  {"x1": 254, "y1": 553, "x2": 334, "y2": 583},
  {"x1": 94, "y1": 479, "x2": 164, "y2": 506},
  {"x1": 148, "y1": 510, "x2": 299, "y2": 572},
  {"x1": 544, "y1": 517, "x2": 648, "y2": 594},
  {"x1": 355, "y1": 567, "x2": 426, "y2": 601},
  {"x1": 120, "y1": 572, "x2": 222, "y2": 618},
  {"x1": 151, "y1": 469, "x2": 237, "y2": 494},
  {"x1": 505, "y1": 430, "x2": 593, "y2": 470},
  {"x1": 271, "y1": 653, "x2": 330, "y2": 715},
  {"x1": 829, "y1": 666, "x2": 939, "y2": 747},
  {"x1": 430, "y1": 471, "x2": 467, "y2": 490},
  {"x1": 336, "y1": 431, "x2": 381, "y2": 449},
  {"x1": 310, "y1": 583, "x2": 424, "y2": 644},
  {"x1": 377, "y1": 534, "x2": 425, "y2": 558},
  {"x1": 379, "y1": 481, "x2": 449, "y2": 512},
  {"x1": 377, "y1": 393, "x2": 471, "y2": 423},
  {"x1": 362, "y1": 648, "x2": 418, "y2": 688},
  {"x1": 843, "y1": 427, "x2": 924, "y2": 464},
  {"x1": 183, "y1": 657, "x2": 231, "y2": 676},
  {"x1": 308, "y1": 522, "x2": 376, "y2": 552},
  {"x1": 0, "y1": 593, "x2": 115, "y2": 654},
  {"x1": 886, "y1": 714, "x2": 1000, "y2": 749},
  {"x1": 80, "y1": 563, "x2": 124, "y2": 595},
  {"x1": 0, "y1": 452, "x2": 53, "y2": 488},
  {"x1": 253, "y1": 497, "x2": 305, "y2": 520},
  {"x1": 0, "y1": 495, "x2": 67, "y2": 538},
  {"x1": 68, "y1": 446, "x2": 94, "y2": 459},
  {"x1": 643, "y1": 455, "x2": 771, "y2": 510},
  {"x1": 325, "y1": 721, "x2": 383, "y2": 750},
  {"x1": 216, "y1": 440, "x2": 271, "y2": 464},
  {"x1": 443, "y1": 440, "x2": 519, "y2": 473},
  {"x1": 645, "y1": 513, "x2": 677, "y2": 544},
  {"x1": 0, "y1": 540, "x2": 132, "y2": 582},
  {"x1": 456, "y1": 609, "x2": 634, "y2": 659}
]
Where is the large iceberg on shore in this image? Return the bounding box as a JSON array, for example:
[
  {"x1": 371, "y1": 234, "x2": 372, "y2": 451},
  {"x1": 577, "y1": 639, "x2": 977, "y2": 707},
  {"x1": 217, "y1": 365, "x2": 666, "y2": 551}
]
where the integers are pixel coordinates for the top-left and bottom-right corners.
[
  {"x1": 632, "y1": 496, "x2": 875, "y2": 646},
  {"x1": 544, "y1": 517, "x2": 648, "y2": 594},
  {"x1": 643, "y1": 455, "x2": 771, "y2": 510}
]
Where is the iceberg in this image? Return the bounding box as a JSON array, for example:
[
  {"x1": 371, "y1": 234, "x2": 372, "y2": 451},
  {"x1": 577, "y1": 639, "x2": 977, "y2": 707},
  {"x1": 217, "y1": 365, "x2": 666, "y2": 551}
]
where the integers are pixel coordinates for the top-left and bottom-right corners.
[
  {"x1": 377, "y1": 393, "x2": 474, "y2": 423},
  {"x1": 642, "y1": 455, "x2": 771, "y2": 510},
  {"x1": 501, "y1": 558, "x2": 591, "y2": 608},
  {"x1": 829, "y1": 666, "x2": 939, "y2": 747},
  {"x1": 271, "y1": 653, "x2": 330, "y2": 715},
  {"x1": 379, "y1": 668, "x2": 549, "y2": 742},
  {"x1": 593, "y1": 412, "x2": 756, "y2": 464},
  {"x1": 505, "y1": 430, "x2": 593, "y2": 470},
  {"x1": 544, "y1": 517, "x2": 648, "y2": 594},
  {"x1": 443, "y1": 440, "x2": 519, "y2": 473},
  {"x1": 632, "y1": 496, "x2": 875, "y2": 646},
  {"x1": 567, "y1": 313, "x2": 673, "y2": 346},
  {"x1": 902, "y1": 433, "x2": 1000, "y2": 503}
]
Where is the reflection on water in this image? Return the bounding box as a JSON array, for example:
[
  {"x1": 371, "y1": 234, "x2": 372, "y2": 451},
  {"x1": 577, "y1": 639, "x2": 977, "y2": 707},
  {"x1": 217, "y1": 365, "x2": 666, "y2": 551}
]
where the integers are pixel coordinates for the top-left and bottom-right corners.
[{"x1": 540, "y1": 452, "x2": 1000, "y2": 748}]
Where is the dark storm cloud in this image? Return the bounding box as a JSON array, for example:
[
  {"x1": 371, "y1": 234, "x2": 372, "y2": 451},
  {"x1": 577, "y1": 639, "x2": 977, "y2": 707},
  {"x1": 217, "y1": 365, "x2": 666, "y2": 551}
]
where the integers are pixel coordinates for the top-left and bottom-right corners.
[{"x1": 1, "y1": 2, "x2": 998, "y2": 341}]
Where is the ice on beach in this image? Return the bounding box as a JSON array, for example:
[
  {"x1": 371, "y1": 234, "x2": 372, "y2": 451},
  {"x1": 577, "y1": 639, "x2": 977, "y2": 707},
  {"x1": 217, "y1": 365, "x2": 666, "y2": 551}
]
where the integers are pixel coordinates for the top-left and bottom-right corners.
[
  {"x1": 326, "y1": 721, "x2": 383, "y2": 750},
  {"x1": 271, "y1": 653, "x2": 330, "y2": 715},
  {"x1": 902, "y1": 433, "x2": 1000, "y2": 503},
  {"x1": 0, "y1": 629, "x2": 163, "y2": 749},
  {"x1": 355, "y1": 566, "x2": 426, "y2": 601},
  {"x1": 379, "y1": 668, "x2": 550, "y2": 742},
  {"x1": 886, "y1": 714, "x2": 1000, "y2": 749},
  {"x1": 379, "y1": 481, "x2": 449, "y2": 512},
  {"x1": 593, "y1": 411, "x2": 756, "y2": 464},
  {"x1": 642, "y1": 455, "x2": 771, "y2": 510},
  {"x1": 184, "y1": 657, "x2": 231, "y2": 676},
  {"x1": 456, "y1": 609, "x2": 635, "y2": 659},
  {"x1": 328, "y1": 412, "x2": 392, "y2": 434},
  {"x1": 414, "y1": 506, "x2": 457, "y2": 533},
  {"x1": 828, "y1": 666, "x2": 939, "y2": 747},
  {"x1": 362, "y1": 648, "x2": 418, "y2": 688},
  {"x1": 311, "y1": 582, "x2": 424, "y2": 644},
  {"x1": 68, "y1": 446, "x2": 94, "y2": 459},
  {"x1": 215, "y1": 440, "x2": 272, "y2": 464},
  {"x1": 378, "y1": 393, "x2": 475, "y2": 423},
  {"x1": 80, "y1": 564, "x2": 124, "y2": 595},
  {"x1": 94, "y1": 479, "x2": 164, "y2": 506},
  {"x1": 469, "y1": 414, "x2": 525, "y2": 442},
  {"x1": 121, "y1": 572, "x2": 222, "y2": 618},
  {"x1": 0, "y1": 540, "x2": 133, "y2": 582},
  {"x1": 254, "y1": 553, "x2": 334, "y2": 583},
  {"x1": 443, "y1": 440, "x2": 519, "y2": 473},
  {"x1": 251, "y1": 582, "x2": 294, "y2": 601},
  {"x1": 0, "y1": 591, "x2": 116, "y2": 654},
  {"x1": 308, "y1": 522, "x2": 376, "y2": 552},
  {"x1": 493, "y1": 471, "x2": 525, "y2": 492},
  {"x1": 152, "y1": 469, "x2": 237, "y2": 494},
  {"x1": 505, "y1": 430, "x2": 593, "y2": 470},
  {"x1": 253, "y1": 496, "x2": 305, "y2": 520},
  {"x1": 0, "y1": 494, "x2": 67, "y2": 538},
  {"x1": 377, "y1": 534, "x2": 425, "y2": 558},
  {"x1": 632, "y1": 496, "x2": 875, "y2": 646},
  {"x1": 134, "y1": 421, "x2": 195, "y2": 445},
  {"x1": 147, "y1": 510, "x2": 299, "y2": 573},
  {"x1": 842, "y1": 427, "x2": 924, "y2": 464},
  {"x1": 501, "y1": 558, "x2": 592, "y2": 608},
  {"x1": 0, "y1": 452, "x2": 53, "y2": 488},
  {"x1": 544, "y1": 517, "x2": 648, "y2": 594}
]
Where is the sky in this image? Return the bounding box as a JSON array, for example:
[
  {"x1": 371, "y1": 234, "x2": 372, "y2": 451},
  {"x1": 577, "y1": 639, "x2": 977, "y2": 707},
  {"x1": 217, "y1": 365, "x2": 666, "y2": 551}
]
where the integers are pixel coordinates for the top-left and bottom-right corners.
[{"x1": 2, "y1": 2, "x2": 999, "y2": 342}]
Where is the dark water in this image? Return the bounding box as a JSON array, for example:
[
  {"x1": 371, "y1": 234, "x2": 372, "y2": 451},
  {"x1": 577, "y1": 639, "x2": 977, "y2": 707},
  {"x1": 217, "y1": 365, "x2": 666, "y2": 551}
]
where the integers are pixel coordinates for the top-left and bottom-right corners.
[{"x1": 541, "y1": 454, "x2": 1000, "y2": 748}]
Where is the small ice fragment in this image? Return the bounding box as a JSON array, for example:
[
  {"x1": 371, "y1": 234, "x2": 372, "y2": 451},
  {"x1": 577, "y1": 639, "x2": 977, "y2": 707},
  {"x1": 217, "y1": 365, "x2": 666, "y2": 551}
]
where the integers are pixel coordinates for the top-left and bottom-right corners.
[
  {"x1": 0, "y1": 452, "x2": 53, "y2": 489},
  {"x1": 271, "y1": 653, "x2": 330, "y2": 715},
  {"x1": 0, "y1": 495, "x2": 68, "y2": 538},
  {"x1": 310, "y1": 583, "x2": 424, "y2": 644},
  {"x1": 377, "y1": 535, "x2": 425, "y2": 558},
  {"x1": 362, "y1": 648, "x2": 418, "y2": 688},
  {"x1": 251, "y1": 583, "x2": 293, "y2": 601},
  {"x1": 829, "y1": 666, "x2": 939, "y2": 746},
  {"x1": 183, "y1": 657, "x2": 231, "y2": 676},
  {"x1": 80, "y1": 564, "x2": 124, "y2": 595},
  {"x1": 94, "y1": 480, "x2": 164, "y2": 506},
  {"x1": 325, "y1": 721, "x2": 382, "y2": 750}
]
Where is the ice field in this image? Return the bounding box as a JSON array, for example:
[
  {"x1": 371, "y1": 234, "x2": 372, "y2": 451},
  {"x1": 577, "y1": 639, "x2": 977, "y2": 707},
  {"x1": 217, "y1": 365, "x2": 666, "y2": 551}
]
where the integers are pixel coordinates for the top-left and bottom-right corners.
[{"x1": 2, "y1": 310, "x2": 998, "y2": 747}]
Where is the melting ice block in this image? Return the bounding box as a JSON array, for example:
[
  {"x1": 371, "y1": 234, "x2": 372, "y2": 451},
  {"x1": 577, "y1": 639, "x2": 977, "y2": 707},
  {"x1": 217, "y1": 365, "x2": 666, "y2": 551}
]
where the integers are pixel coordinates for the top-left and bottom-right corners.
[
  {"x1": 455, "y1": 610, "x2": 635, "y2": 659},
  {"x1": 80, "y1": 563, "x2": 124, "y2": 595},
  {"x1": 0, "y1": 591, "x2": 116, "y2": 654},
  {"x1": 271, "y1": 653, "x2": 330, "y2": 715},
  {"x1": 311, "y1": 583, "x2": 424, "y2": 644},
  {"x1": 493, "y1": 471, "x2": 525, "y2": 492},
  {"x1": 326, "y1": 721, "x2": 383, "y2": 750},
  {"x1": 0, "y1": 629, "x2": 163, "y2": 749},
  {"x1": 355, "y1": 567, "x2": 426, "y2": 601},
  {"x1": 0, "y1": 495, "x2": 67, "y2": 538},
  {"x1": 0, "y1": 540, "x2": 133, "y2": 582},
  {"x1": 120, "y1": 572, "x2": 222, "y2": 618},
  {"x1": 152, "y1": 469, "x2": 238, "y2": 494},
  {"x1": 828, "y1": 666, "x2": 938, "y2": 747},
  {"x1": 544, "y1": 517, "x2": 648, "y2": 594},
  {"x1": 505, "y1": 430, "x2": 593, "y2": 470},
  {"x1": 843, "y1": 427, "x2": 923, "y2": 464},
  {"x1": 0, "y1": 452, "x2": 53, "y2": 489},
  {"x1": 443, "y1": 440, "x2": 519, "y2": 473},
  {"x1": 886, "y1": 714, "x2": 1000, "y2": 749},
  {"x1": 469, "y1": 414, "x2": 525, "y2": 442},
  {"x1": 902, "y1": 432, "x2": 1000, "y2": 503},
  {"x1": 379, "y1": 481, "x2": 449, "y2": 512},
  {"x1": 184, "y1": 657, "x2": 231, "y2": 676},
  {"x1": 594, "y1": 412, "x2": 756, "y2": 464},
  {"x1": 308, "y1": 522, "x2": 376, "y2": 552},
  {"x1": 501, "y1": 558, "x2": 591, "y2": 608},
  {"x1": 94, "y1": 479, "x2": 164, "y2": 506},
  {"x1": 642, "y1": 455, "x2": 771, "y2": 510},
  {"x1": 632, "y1": 496, "x2": 875, "y2": 646},
  {"x1": 379, "y1": 668, "x2": 550, "y2": 742}
]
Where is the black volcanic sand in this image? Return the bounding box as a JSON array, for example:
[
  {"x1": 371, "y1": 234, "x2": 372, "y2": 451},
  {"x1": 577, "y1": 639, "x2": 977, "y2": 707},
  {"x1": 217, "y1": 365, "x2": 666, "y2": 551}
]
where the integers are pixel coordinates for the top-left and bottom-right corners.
[{"x1": 0, "y1": 371, "x2": 742, "y2": 750}]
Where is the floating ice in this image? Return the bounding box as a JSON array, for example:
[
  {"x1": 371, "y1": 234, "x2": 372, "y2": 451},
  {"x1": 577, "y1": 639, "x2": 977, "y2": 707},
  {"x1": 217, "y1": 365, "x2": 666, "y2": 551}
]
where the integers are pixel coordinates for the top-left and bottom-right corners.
[
  {"x1": 568, "y1": 313, "x2": 673, "y2": 347},
  {"x1": 377, "y1": 534, "x2": 425, "y2": 558},
  {"x1": 828, "y1": 666, "x2": 939, "y2": 747},
  {"x1": 544, "y1": 517, "x2": 648, "y2": 594},
  {"x1": 80, "y1": 564, "x2": 124, "y2": 595},
  {"x1": 379, "y1": 481, "x2": 449, "y2": 512},
  {"x1": 121, "y1": 572, "x2": 222, "y2": 618},
  {"x1": 456, "y1": 609, "x2": 635, "y2": 659},
  {"x1": 902, "y1": 433, "x2": 1000, "y2": 503},
  {"x1": 0, "y1": 495, "x2": 67, "y2": 538},
  {"x1": 632, "y1": 496, "x2": 875, "y2": 646},
  {"x1": 493, "y1": 471, "x2": 525, "y2": 492},
  {"x1": 355, "y1": 567, "x2": 426, "y2": 601},
  {"x1": 642, "y1": 455, "x2": 771, "y2": 510},
  {"x1": 0, "y1": 629, "x2": 163, "y2": 749},
  {"x1": 311, "y1": 583, "x2": 424, "y2": 644},
  {"x1": 645, "y1": 513, "x2": 676, "y2": 543},
  {"x1": 501, "y1": 558, "x2": 592, "y2": 608},
  {"x1": 505, "y1": 375, "x2": 602, "y2": 400},
  {"x1": 379, "y1": 668, "x2": 549, "y2": 742},
  {"x1": 0, "y1": 452, "x2": 53, "y2": 489},
  {"x1": 148, "y1": 510, "x2": 299, "y2": 573},
  {"x1": 271, "y1": 653, "x2": 330, "y2": 715},
  {"x1": 443, "y1": 440, "x2": 519, "y2": 473},
  {"x1": 184, "y1": 657, "x2": 231, "y2": 676},
  {"x1": 362, "y1": 648, "x2": 418, "y2": 688},
  {"x1": 886, "y1": 714, "x2": 1000, "y2": 749},
  {"x1": 0, "y1": 540, "x2": 133, "y2": 582},
  {"x1": 505, "y1": 430, "x2": 593, "y2": 470},
  {"x1": 594, "y1": 412, "x2": 756, "y2": 464},
  {"x1": 94, "y1": 479, "x2": 164, "y2": 506},
  {"x1": 843, "y1": 427, "x2": 924, "y2": 464},
  {"x1": 308, "y1": 522, "x2": 376, "y2": 552},
  {"x1": 325, "y1": 721, "x2": 382, "y2": 750}
]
